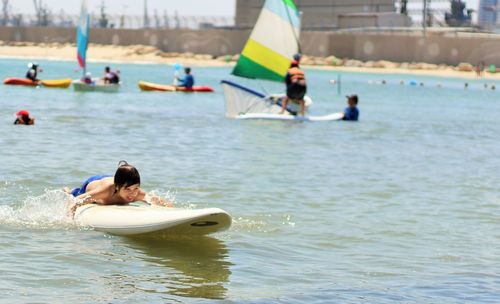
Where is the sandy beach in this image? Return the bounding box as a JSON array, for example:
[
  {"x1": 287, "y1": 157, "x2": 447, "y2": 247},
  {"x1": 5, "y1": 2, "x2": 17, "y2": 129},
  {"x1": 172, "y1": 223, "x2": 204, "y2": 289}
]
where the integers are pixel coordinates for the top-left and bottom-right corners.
[{"x1": 1, "y1": 41, "x2": 500, "y2": 80}]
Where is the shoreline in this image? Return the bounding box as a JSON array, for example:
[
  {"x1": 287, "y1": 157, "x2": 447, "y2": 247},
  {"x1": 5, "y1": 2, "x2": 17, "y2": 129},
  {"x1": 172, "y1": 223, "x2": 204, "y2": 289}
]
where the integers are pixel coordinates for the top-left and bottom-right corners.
[{"x1": 1, "y1": 42, "x2": 499, "y2": 81}]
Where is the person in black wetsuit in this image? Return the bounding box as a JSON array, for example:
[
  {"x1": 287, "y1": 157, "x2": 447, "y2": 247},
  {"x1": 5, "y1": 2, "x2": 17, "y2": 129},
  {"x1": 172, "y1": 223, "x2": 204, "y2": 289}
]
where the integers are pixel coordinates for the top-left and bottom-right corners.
[{"x1": 26, "y1": 62, "x2": 41, "y2": 82}]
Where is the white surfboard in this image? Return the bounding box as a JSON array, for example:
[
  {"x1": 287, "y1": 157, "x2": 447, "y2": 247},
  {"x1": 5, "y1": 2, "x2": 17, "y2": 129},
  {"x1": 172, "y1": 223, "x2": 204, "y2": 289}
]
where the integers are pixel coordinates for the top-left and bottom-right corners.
[
  {"x1": 74, "y1": 203, "x2": 231, "y2": 236},
  {"x1": 236, "y1": 112, "x2": 344, "y2": 122}
]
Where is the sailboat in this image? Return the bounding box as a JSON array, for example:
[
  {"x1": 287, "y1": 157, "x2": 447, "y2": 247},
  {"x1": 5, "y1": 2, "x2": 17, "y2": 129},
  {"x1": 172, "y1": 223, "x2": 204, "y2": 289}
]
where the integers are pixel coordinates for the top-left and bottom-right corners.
[
  {"x1": 221, "y1": 0, "x2": 342, "y2": 121},
  {"x1": 72, "y1": 0, "x2": 120, "y2": 93},
  {"x1": 221, "y1": 0, "x2": 309, "y2": 118}
]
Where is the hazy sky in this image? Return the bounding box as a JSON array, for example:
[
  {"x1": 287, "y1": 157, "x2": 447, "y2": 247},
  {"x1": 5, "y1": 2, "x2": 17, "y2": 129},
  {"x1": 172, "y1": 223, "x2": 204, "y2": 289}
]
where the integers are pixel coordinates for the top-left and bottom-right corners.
[
  {"x1": 9, "y1": 0, "x2": 481, "y2": 17},
  {"x1": 9, "y1": 0, "x2": 236, "y2": 16}
]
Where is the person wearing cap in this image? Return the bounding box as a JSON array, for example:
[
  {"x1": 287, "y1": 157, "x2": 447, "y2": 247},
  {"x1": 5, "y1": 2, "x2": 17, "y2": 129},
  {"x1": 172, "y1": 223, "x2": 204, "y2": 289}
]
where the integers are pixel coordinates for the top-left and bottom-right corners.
[
  {"x1": 83, "y1": 72, "x2": 94, "y2": 85},
  {"x1": 342, "y1": 95, "x2": 360, "y2": 121},
  {"x1": 175, "y1": 67, "x2": 195, "y2": 90},
  {"x1": 280, "y1": 60, "x2": 307, "y2": 116},
  {"x1": 26, "y1": 62, "x2": 41, "y2": 83},
  {"x1": 13, "y1": 110, "x2": 35, "y2": 125}
]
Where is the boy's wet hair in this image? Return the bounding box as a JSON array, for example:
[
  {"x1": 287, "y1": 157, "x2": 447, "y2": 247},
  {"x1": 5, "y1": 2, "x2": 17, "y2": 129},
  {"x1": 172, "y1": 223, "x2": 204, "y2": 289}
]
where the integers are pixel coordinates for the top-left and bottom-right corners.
[
  {"x1": 114, "y1": 160, "x2": 140, "y2": 192},
  {"x1": 347, "y1": 94, "x2": 358, "y2": 104}
]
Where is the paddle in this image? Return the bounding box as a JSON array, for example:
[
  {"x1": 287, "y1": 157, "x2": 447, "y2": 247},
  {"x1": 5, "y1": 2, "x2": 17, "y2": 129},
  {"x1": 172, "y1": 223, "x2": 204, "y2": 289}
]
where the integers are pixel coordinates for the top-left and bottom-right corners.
[{"x1": 172, "y1": 63, "x2": 183, "y2": 90}]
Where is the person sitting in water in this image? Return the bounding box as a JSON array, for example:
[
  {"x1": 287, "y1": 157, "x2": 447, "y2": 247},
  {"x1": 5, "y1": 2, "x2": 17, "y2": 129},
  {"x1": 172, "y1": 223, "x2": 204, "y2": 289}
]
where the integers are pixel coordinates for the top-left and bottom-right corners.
[
  {"x1": 65, "y1": 160, "x2": 173, "y2": 211},
  {"x1": 342, "y1": 95, "x2": 360, "y2": 121},
  {"x1": 13, "y1": 109, "x2": 35, "y2": 125},
  {"x1": 83, "y1": 72, "x2": 94, "y2": 85},
  {"x1": 280, "y1": 60, "x2": 307, "y2": 116},
  {"x1": 176, "y1": 67, "x2": 194, "y2": 89},
  {"x1": 26, "y1": 62, "x2": 42, "y2": 83},
  {"x1": 103, "y1": 66, "x2": 120, "y2": 84}
]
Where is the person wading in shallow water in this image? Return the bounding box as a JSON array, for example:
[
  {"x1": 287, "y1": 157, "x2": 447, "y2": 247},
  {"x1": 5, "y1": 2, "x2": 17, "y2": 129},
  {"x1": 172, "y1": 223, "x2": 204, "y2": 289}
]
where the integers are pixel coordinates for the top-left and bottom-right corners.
[
  {"x1": 341, "y1": 95, "x2": 360, "y2": 121},
  {"x1": 13, "y1": 110, "x2": 35, "y2": 125}
]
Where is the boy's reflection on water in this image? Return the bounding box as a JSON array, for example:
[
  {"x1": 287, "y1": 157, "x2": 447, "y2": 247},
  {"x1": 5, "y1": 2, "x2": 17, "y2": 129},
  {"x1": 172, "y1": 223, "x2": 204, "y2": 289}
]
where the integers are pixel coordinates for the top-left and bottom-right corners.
[{"x1": 121, "y1": 234, "x2": 232, "y2": 300}]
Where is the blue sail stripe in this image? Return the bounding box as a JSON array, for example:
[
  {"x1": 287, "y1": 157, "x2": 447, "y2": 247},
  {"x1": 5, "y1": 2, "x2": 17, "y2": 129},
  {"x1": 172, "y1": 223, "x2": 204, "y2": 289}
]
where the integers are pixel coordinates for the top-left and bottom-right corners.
[{"x1": 263, "y1": 0, "x2": 300, "y2": 29}]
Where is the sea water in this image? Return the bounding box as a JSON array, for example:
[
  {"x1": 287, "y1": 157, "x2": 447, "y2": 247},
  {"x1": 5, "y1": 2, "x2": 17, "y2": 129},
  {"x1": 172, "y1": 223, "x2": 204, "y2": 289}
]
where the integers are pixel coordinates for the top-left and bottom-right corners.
[{"x1": 0, "y1": 58, "x2": 499, "y2": 303}]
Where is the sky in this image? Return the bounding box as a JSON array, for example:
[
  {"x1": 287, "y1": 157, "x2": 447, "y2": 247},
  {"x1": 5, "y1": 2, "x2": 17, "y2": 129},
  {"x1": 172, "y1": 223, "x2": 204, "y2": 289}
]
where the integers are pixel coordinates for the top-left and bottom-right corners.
[
  {"x1": 7, "y1": 0, "x2": 482, "y2": 17},
  {"x1": 8, "y1": 0, "x2": 236, "y2": 16}
]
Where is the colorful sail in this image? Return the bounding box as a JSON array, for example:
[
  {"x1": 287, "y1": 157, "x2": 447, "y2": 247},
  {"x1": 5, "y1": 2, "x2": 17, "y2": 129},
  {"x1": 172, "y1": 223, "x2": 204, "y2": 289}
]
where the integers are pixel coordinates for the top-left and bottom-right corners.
[
  {"x1": 232, "y1": 0, "x2": 301, "y2": 82},
  {"x1": 76, "y1": 0, "x2": 89, "y2": 69}
]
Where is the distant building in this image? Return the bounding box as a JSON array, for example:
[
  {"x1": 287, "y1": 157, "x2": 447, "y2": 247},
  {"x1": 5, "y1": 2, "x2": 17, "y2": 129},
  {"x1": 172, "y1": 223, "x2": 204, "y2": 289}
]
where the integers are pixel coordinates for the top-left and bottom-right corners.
[
  {"x1": 445, "y1": 0, "x2": 472, "y2": 27},
  {"x1": 235, "y1": 0, "x2": 409, "y2": 30},
  {"x1": 478, "y1": 0, "x2": 499, "y2": 30}
]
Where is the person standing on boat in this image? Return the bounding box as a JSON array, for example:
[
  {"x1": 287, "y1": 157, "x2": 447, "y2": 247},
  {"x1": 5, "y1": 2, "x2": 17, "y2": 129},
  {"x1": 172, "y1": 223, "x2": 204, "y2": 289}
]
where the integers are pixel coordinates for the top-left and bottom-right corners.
[
  {"x1": 176, "y1": 67, "x2": 194, "y2": 90},
  {"x1": 26, "y1": 62, "x2": 41, "y2": 83},
  {"x1": 293, "y1": 53, "x2": 302, "y2": 64},
  {"x1": 13, "y1": 109, "x2": 35, "y2": 125},
  {"x1": 103, "y1": 66, "x2": 120, "y2": 84},
  {"x1": 341, "y1": 95, "x2": 360, "y2": 121},
  {"x1": 280, "y1": 60, "x2": 307, "y2": 116}
]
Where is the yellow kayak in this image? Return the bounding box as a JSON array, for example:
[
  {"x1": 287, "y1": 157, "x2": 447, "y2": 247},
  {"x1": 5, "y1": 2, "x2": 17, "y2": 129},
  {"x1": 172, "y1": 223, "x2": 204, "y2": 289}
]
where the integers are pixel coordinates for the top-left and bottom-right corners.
[
  {"x1": 138, "y1": 80, "x2": 214, "y2": 92},
  {"x1": 40, "y1": 78, "x2": 72, "y2": 88}
]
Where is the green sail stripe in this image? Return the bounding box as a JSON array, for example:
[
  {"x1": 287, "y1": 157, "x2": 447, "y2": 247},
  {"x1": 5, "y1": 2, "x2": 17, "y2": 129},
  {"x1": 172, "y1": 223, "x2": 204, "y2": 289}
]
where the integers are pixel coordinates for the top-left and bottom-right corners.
[
  {"x1": 232, "y1": 55, "x2": 285, "y2": 82},
  {"x1": 284, "y1": 0, "x2": 297, "y2": 11}
]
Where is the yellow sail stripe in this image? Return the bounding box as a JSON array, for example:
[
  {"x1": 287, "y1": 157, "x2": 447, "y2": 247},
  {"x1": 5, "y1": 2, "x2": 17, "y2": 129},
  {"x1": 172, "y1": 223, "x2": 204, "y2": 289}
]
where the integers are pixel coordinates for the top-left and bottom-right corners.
[{"x1": 241, "y1": 39, "x2": 291, "y2": 78}]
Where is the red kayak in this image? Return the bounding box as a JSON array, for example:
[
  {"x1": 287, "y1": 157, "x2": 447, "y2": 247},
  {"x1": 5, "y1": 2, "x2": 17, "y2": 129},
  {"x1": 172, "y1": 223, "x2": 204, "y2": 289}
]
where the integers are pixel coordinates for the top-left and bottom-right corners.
[
  {"x1": 138, "y1": 80, "x2": 214, "y2": 92},
  {"x1": 3, "y1": 77, "x2": 37, "y2": 86},
  {"x1": 3, "y1": 77, "x2": 72, "y2": 88}
]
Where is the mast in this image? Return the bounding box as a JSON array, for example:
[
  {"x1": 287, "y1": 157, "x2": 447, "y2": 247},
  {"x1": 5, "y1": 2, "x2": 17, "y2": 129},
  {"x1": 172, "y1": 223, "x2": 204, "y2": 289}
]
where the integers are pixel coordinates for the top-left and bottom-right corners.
[{"x1": 143, "y1": 0, "x2": 150, "y2": 28}]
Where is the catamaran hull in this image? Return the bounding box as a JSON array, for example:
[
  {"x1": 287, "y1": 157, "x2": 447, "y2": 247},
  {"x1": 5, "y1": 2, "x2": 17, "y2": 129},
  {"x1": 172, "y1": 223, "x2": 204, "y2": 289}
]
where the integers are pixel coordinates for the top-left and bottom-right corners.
[
  {"x1": 73, "y1": 80, "x2": 120, "y2": 92},
  {"x1": 236, "y1": 112, "x2": 343, "y2": 122}
]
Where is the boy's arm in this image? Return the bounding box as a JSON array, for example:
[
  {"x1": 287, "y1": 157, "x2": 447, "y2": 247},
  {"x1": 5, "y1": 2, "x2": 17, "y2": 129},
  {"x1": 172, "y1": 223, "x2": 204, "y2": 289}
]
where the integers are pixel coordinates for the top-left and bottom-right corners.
[{"x1": 140, "y1": 190, "x2": 174, "y2": 207}]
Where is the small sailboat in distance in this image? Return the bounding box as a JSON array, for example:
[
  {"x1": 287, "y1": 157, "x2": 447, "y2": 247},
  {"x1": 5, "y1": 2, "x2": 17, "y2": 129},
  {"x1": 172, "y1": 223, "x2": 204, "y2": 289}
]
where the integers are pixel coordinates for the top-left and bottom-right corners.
[
  {"x1": 72, "y1": 0, "x2": 120, "y2": 93},
  {"x1": 221, "y1": 0, "x2": 315, "y2": 119}
]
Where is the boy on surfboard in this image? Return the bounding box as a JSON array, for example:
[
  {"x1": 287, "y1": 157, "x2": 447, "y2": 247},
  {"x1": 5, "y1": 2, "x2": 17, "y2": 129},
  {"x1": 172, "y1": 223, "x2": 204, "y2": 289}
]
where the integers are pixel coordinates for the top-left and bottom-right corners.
[{"x1": 65, "y1": 161, "x2": 173, "y2": 212}]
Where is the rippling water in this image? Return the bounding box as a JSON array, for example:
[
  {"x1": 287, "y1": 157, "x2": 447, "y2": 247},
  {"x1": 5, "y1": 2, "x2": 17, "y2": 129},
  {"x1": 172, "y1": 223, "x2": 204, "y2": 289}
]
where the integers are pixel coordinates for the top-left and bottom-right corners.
[{"x1": 0, "y1": 58, "x2": 499, "y2": 303}]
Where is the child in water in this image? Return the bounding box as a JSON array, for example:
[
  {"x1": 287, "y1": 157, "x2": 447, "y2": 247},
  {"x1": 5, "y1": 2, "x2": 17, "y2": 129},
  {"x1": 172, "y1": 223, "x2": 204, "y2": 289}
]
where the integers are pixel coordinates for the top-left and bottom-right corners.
[
  {"x1": 14, "y1": 110, "x2": 35, "y2": 125},
  {"x1": 342, "y1": 95, "x2": 360, "y2": 121},
  {"x1": 65, "y1": 161, "x2": 173, "y2": 211}
]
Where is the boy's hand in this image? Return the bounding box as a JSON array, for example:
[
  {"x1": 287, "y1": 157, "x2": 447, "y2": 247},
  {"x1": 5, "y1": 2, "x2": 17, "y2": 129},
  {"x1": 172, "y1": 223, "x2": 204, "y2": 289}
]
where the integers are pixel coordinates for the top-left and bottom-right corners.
[{"x1": 148, "y1": 195, "x2": 173, "y2": 207}]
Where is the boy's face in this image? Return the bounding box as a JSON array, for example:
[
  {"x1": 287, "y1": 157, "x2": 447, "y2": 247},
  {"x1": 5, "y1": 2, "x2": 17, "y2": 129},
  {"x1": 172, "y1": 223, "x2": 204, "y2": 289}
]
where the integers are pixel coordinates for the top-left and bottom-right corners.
[
  {"x1": 118, "y1": 184, "x2": 141, "y2": 202},
  {"x1": 347, "y1": 98, "x2": 356, "y2": 107}
]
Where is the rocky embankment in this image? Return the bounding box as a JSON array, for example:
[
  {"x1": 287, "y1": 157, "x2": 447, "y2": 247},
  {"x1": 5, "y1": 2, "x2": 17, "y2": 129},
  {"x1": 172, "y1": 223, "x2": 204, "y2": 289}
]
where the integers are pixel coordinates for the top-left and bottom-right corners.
[{"x1": 0, "y1": 41, "x2": 495, "y2": 75}]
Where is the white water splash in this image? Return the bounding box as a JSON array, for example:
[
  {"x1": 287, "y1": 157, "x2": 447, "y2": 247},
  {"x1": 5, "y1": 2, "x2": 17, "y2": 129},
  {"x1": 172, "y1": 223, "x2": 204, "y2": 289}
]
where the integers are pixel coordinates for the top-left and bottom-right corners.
[{"x1": 0, "y1": 189, "x2": 74, "y2": 229}]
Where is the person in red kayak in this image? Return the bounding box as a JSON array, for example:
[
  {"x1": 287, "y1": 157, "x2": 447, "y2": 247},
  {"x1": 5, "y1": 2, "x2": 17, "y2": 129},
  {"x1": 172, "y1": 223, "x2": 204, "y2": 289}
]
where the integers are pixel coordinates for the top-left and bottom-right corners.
[
  {"x1": 175, "y1": 67, "x2": 195, "y2": 90},
  {"x1": 13, "y1": 110, "x2": 35, "y2": 125},
  {"x1": 26, "y1": 62, "x2": 42, "y2": 83}
]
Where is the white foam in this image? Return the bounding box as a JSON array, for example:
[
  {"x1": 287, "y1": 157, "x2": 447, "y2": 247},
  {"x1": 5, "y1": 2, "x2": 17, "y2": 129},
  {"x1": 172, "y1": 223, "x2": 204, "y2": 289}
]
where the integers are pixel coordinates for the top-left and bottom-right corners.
[{"x1": 0, "y1": 189, "x2": 74, "y2": 229}]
